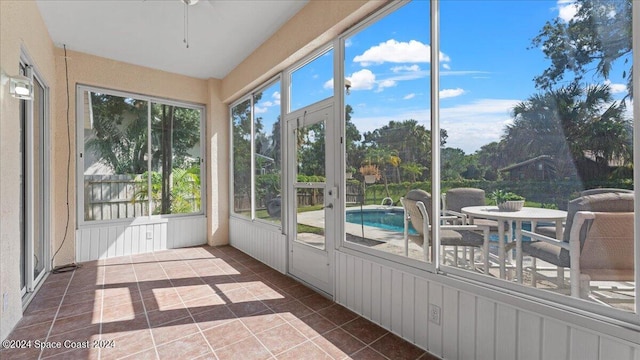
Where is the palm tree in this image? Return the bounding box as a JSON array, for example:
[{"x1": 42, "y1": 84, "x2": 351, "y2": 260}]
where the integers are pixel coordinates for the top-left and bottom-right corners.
[{"x1": 504, "y1": 83, "x2": 631, "y2": 179}]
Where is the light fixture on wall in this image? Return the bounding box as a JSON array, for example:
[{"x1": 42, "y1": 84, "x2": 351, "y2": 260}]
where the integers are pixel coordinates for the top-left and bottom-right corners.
[
  {"x1": 9, "y1": 74, "x2": 34, "y2": 100},
  {"x1": 1, "y1": 70, "x2": 34, "y2": 100}
]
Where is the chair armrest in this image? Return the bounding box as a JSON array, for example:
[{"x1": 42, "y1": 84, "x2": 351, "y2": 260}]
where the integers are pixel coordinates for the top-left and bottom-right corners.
[
  {"x1": 521, "y1": 230, "x2": 569, "y2": 250},
  {"x1": 442, "y1": 209, "x2": 467, "y2": 224}
]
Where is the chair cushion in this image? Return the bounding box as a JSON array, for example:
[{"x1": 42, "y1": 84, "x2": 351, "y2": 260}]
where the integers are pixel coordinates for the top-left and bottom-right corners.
[
  {"x1": 563, "y1": 192, "x2": 634, "y2": 244},
  {"x1": 522, "y1": 241, "x2": 570, "y2": 267},
  {"x1": 410, "y1": 229, "x2": 484, "y2": 248},
  {"x1": 534, "y1": 225, "x2": 562, "y2": 238},
  {"x1": 445, "y1": 188, "x2": 486, "y2": 213},
  {"x1": 406, "y1": 189, "x2": 432, "y2": 221}
]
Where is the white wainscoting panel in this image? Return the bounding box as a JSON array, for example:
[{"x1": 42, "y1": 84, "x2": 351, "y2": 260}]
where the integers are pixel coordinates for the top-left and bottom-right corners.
[
  {"x1": 335, "y1": 251, "x2": 639, "y2": 360},
  {"x1": 76, "y1": 216, "x2": 206, "y2": 262},
  {"x1": 229, "y1": 217, "x2": 286, "y2": 273}
]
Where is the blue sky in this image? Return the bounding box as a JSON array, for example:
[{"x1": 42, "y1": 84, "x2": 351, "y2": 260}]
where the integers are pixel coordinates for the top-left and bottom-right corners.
[{"x1": 260, "y1": 0, "x2": 630, "y2": 154}]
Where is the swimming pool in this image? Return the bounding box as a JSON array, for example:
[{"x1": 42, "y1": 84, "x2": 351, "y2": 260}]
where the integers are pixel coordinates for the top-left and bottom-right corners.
[
  {"x1": 345, "y1": 208, "x2": 418, "y2": 235},
  {"x1": 345, "y1": 208, "x2": 536, "y2": 241}
]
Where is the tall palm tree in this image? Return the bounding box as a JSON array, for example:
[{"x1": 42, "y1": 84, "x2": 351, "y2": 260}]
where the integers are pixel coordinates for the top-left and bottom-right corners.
[{"x1": 504, "y1": 83, "x2": 631, "y2": 179}]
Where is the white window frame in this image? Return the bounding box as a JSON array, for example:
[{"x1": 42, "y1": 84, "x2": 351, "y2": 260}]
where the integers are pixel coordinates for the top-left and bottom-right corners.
[
  {"x1": 76, "y1": 84, "x2": 206, "y2": 226},
  {"x1": 229, "y1": 75, "x2": 284, "y2": 229},
  {"x1": 335, "y1": 0, "x2": 640, "y2": 327},
  {"x1": 20, "y1": 48, "x2": 51, "y2": 300}
]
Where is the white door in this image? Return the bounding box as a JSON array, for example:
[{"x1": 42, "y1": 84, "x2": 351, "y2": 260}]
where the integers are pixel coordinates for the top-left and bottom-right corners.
[{"x1": 286, "y1": 100, "x2": 336, "y2": 295}]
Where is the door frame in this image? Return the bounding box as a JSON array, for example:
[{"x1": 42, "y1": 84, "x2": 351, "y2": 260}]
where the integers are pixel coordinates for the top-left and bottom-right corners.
[
  {"x1": 284, "y1": 98, "x2": 337, "y2": 295},
  {"x1": 19, "y1": 51, "x2": 51, "y2": 301}
]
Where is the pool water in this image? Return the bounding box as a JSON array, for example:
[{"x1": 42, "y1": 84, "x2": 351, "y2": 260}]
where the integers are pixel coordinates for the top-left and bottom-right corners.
[
  {"x1": 346, "y1": 209, "x2": 418, "y2": 235},
  {"x1": 346, "y1": 208, "x2": 538, "y2": 241}
]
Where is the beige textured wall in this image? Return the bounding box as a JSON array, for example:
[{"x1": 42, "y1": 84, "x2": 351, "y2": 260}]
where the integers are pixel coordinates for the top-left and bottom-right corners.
[
  {"x1": 206, "y1": 78, "x2": 229, "y2": 246},
  {"x1": 0, "y1": 0, "x2": 57, "y2": 341},
  {"x1": 51, "y1": 49, "x2": 211, "y2": 267},
  {"x1": 221, "y1": 0, "x2": 388, "y2": 103}
]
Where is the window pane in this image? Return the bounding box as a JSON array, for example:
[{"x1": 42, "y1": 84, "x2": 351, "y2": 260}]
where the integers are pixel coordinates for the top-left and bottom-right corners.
[
  {"x1": 83, "y1": 92, "x2": 148, "y2": 221},
  {"x1": 232, "y1": 99, "x2": 252, "y2": 218},
  {"x1": 441, "y1": 0, "x2": 634, "y2": 313},
  {"x1": 150, "y1": 103, "x2": 202, "y2": 215},
  {"x1": 254, "y1": 81, "x2": 282, "y2": 223},
  {"x1": 343, "y1": 1, "x2": 433, "y2": 262},
  {"x1": 290, "y1": 48, "x2": 334, "y2": 112}
]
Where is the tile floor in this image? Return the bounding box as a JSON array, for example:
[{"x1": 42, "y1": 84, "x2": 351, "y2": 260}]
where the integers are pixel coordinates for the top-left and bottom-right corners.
[{"x1": 1, "y1": 245, "x2": 438, "y2": 360}]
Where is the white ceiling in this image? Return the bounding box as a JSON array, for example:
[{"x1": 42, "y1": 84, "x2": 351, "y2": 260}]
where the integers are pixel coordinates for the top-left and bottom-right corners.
[{"x1": 36, "y1": 0, "x2": 308, "y2": 79}]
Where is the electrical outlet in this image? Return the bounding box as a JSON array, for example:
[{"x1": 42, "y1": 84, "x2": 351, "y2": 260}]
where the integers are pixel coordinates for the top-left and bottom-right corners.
[
  {"x1": 146, "y1": 230, "x2": 153, "y2": 240},
  {"x1": 428, "y1": 304, "x2": 441, "y2": 325},
  {"x1": 3, "y1": 292, "x2": 8, "y2": 312}
]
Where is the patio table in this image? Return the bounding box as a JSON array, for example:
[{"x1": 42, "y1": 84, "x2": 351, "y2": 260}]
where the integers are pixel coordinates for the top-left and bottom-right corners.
[{"x1": 461, "y1": 206, "x2": 567, "y2": 282}]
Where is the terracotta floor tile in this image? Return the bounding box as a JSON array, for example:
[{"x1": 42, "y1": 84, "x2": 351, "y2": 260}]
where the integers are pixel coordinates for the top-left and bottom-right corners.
[
  {"x1": 119, "y1": 347, "x2": 159, "y2": 360},
  {"x1": 5, "y1": 246, "x2": 432, "y2": 360},
  {"x1": 40, "y1": 325, "x2": 101, "y2": 358},
  {"x1": 183, "y1": 293, "x2": 226, "y2": 314},
  {"x1": 321, "y1": 328, "x2": 366, "y2": 356},
  {"x1": 227, "y1": 300, "x2": 269, "y2": 318},
  {"x1": 192, "y1": 305, "x2": 236, "y2": 330},
  {"x1": 50, "y1": 311, "x2": 96, "y2": 336},
  {"x1": 317, "y1": 304, "x2": 359, "y2": 326},
  {"x1": 100, "y1": 329, "x2": 155, "y2": 360},
  {"x1": 341, "y1": 317, "x2": 388, "y2": 345},
  {"x1": 283, "y1": 284, "x2": 316, "y2": 299},
  {"x1": 41, "y1": 347, "x2": 100, "y2": 360},
  {"x1": 100, "y1": 314, "x2": 150, "y2": 340},
  {"x1": 7, "y1": 320, "x2": 53, "y2": 342},
  {"x1": 276, "y1": 340, "x2": 332, "y2": 360},
  {"x1": 56, "y1": 298, "x2": 100, "y2": 320},
  {"x1": 268, "y1": 299, "x2": 313, "y2": 321},
  {"x1": 298, "y1": 292, "x2": 334, "y2": 311},
  {"x1": 288, "y1": 313, "x2": 337, "y2": 338},
  {"x1": 350, "y1": 346, "x2": 389, "y2": 360},
  {"x1": 100, "y1": 300, "x2": 140, "y2": 321},
  {"x1": 156, "y1": 333, "x2": 213, "y2": 360},
  {"x1": 0, "y1": 346, "x2": 43, "y2": 360},
  {"x1": 146, "y1": 308, "x2": 191, "y2": 327},
  {"x1": 201, "y1": 319, "x2": 252, "y2": 349},
  {"x1": 255, "y1": 323, "x2": 307, "y2": 356},
  {"x1": 151, "y1": 316, "x2": 199, "y2": 346},
  {"x1": 214, "y1": 335, "x2": 272, "y2": 360},
  {"x1": 25, "y1": 294, "x2": 64, "y2": 313},
  {"x1": 241, "y1": 311, "x2": 286, "y2": 334},
  {"x1": 370, "y1": 333, "x2": 426, "y2": 360}
]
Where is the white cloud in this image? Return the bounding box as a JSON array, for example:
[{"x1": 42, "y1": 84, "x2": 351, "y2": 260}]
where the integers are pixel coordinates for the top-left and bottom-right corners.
[
  {"x1": 323, "y1": 78, "x2": 334, "y2": 90},
  {"x1": 375, "y1": 79, "x2": 397, "y2": 93},
  {"x1": 350, "y1": 99, "x2": 520, "y2": 154},
  {"x1": 353, "y1": 39, "x2": 450, "y2": 66},
  {"x1": 439, "y1": 88, "x2": 465, "y2": 99},
  {"x1": 442, "y1": 63, "x2": 451, "y2": 70},
  {"x1": 261, "y1": 101, "x2": 274, "y2": 107},
  {"x1": 272, "y1": 91, "x2": 280, "y2": 101},
  {"x1": 348, "y1": 69, "x2": 377, "y2": 91},
  {"x1": 403, "y1": 93, "x2": 416, "y2": 100},
  {"x1": 254, "y1": 106, "x2": 268, "y2": 114},
  {"x1": 604, "y1": 80, "x2": 627, "y2": 94},
  {"x1": 345, "y1": 39, "x2": 353, "y2": 48},
  {"x1": 391, "y1": 65, "x2": 421, "y2": 73},
  {"x1": 557, "y1": 0, "x2": 579, "y2": 22}
]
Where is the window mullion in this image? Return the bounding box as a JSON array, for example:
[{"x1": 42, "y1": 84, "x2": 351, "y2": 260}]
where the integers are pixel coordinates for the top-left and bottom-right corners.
[
  {"x1": 250, "y1": 95, "x2": 256, "y2": 220},
  {"x1": 147, "y1": 101, "x2": 152, "y2": 217}
]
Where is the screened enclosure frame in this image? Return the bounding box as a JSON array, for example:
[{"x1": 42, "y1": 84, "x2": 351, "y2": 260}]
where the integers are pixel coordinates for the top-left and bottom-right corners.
[{"x1": 76, "y1": 84, "x2": 206, "y2": 226}]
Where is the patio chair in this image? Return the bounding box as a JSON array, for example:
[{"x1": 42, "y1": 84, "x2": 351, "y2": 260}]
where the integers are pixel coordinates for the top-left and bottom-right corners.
[
  {"x1": 402, "y1": 189, "x2": 490, "y2": 271},
  {"x1": 522, "y1": 192, "x2": 634, "y2": 298},
  {"x1": 443, "y1": 187, "x2": 501, "y2": 231},
  {"x1": 535, "y1": 188, "x2": 633, "y2": 238}
]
